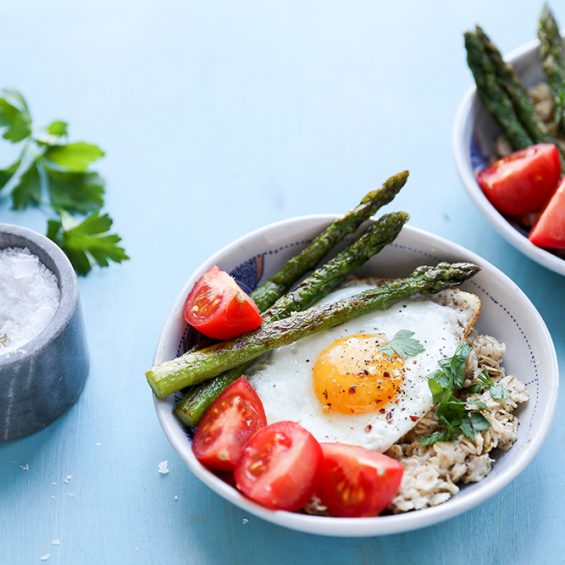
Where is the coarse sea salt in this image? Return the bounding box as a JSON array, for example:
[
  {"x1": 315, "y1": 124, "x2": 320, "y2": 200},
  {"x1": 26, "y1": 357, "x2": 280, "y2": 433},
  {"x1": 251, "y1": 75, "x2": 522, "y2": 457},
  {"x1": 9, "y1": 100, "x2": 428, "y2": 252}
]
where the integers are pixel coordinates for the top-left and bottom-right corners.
[{"x1": 0, "y1": 247, "x2": 60, "y2": 356}]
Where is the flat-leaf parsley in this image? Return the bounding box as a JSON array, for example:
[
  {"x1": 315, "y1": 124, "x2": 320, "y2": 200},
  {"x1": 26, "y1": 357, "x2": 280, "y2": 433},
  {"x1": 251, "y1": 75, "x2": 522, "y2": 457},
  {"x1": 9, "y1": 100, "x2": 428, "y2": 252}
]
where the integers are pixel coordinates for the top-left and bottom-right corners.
[
  {"x1": 378, "y1": 330, "x2": 425, "y2": 360},
  {"x1": 0, "y1": 89, "x2": 128, "y2": 275}
]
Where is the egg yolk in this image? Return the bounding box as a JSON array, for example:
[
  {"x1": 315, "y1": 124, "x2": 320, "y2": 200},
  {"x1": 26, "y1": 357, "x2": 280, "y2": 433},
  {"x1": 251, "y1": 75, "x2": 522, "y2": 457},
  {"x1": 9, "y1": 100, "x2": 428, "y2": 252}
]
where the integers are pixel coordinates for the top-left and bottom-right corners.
[{"x1": 313, "y1": 333, "x2": 404, "y2": 415}]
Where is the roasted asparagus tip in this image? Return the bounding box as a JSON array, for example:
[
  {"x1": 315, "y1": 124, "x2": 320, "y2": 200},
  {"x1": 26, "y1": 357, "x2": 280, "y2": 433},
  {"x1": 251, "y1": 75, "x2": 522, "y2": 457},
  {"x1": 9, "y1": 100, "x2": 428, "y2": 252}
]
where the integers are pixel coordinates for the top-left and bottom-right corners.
[
  {"x1": 362, "y1": 170, "x2": 409, "y2": 205},
  {"x1": 413, "y1": 262, "x2": 481, "y2": 290}
]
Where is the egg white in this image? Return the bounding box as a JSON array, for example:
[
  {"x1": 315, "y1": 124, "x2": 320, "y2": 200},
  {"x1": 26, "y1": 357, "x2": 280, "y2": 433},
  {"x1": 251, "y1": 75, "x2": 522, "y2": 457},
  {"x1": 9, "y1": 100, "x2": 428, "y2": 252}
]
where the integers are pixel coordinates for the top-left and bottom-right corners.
[{"x1": 248, "y1": 283, "x2": 480, "y2": 452}]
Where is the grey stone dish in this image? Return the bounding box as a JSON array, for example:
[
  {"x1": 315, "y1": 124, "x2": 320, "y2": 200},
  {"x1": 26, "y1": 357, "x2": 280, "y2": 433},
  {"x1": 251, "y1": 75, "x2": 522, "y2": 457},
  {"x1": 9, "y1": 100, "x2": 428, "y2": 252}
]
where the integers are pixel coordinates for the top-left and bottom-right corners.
[{"x1": 0, "y1": 224, "x2": 89, "y2": 440}]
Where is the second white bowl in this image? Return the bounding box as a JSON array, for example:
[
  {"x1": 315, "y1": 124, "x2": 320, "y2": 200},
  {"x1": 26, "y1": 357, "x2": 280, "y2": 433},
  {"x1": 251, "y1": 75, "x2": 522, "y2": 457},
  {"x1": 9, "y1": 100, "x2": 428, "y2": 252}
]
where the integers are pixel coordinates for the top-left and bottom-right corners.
[{"x1": 453, "y1": 37, "x2": 565, "y2": 276}]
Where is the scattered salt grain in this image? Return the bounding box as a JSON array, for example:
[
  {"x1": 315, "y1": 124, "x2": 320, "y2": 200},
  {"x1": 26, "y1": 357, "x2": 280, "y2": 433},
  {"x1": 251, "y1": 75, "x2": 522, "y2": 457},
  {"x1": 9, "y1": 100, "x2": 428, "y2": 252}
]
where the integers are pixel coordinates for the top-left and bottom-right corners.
[
  {"x1": 242, "y1": 518, "x2": 249, "y2": 525},
  {"x1": 0, "y1": 248, "x2": 60, "y2": 356},
  {"x1": 174, "y1": 495, "x2": 178, "y2": 501},
  {"x1": 20, "y1": 464, "x2": 29, "y2": 471},
  {"x1": 67, "y1": 492, "x2": 76, "y2": 498},
  {"x1": 51, "y1": 482, "x2": 56, "y2": 486},
  {"x1": 63, "y1": 474, "x2": 72, "y2": 484},
  {"x1": 39, "y1": 554, "x2": 50, "y2": 561},
  {"x1": 52, "y1": 539, "x2": 60, "y2": 546},
  {"x1": 95, "y1": 442, "x2": 102, "y2": 447},
  {"x1": 158, "y1": 460, "x2": 169, "y2": 475}
]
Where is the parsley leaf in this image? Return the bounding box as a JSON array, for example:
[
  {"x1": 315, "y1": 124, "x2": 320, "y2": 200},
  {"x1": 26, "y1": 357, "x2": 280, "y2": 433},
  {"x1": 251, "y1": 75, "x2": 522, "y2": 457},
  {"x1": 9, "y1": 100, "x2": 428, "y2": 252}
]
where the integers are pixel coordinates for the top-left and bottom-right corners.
[
  {"x1": 477, "y1": 369, "x2": 495, "y2": 388},
  {"x1": 44, "y1": 142, "x2": 105, "y2": 172},
  {"x1": 46, "y1": 169, "x2": 105, "y2": 214},
  {"x1": 0, "y1": 90, "x2": 32, "y2": 142},
  {"x1": 0, "y1": 159, "x2": 21, "y2": 190},
  {"x1": 46, "y1": 120, "x2": 68, "y2": 137},
  {"x1": 466, "y1": 398, "x2": 491, "y2": 412},
  {"x1": 420, "y1": 342, "x2": 492, "y2": 446},
  {"x1": 469, "y1": 411, "x2": 490, "y2": 432},
  {"x1": 47, "y1": 212, "x2": 129, "y2": 276},
  {"x1": 466, "y1": 369, "x2": 509, "y2": 401},
  {"x1": 437, "y1": 342, "x2": 470, "y2": 389},
  {"x1": 11, "y1": 163, "x2": 42, "y2": 210},
  {"x1": 490, "y1": 384, "x2": 509, "y2": 401},
  {"x1": 378, "y1": 330, "x2": 425, "y2": 359},
  {"x1": 419, "y1": 431, "x2": 448, "y2": 446}
]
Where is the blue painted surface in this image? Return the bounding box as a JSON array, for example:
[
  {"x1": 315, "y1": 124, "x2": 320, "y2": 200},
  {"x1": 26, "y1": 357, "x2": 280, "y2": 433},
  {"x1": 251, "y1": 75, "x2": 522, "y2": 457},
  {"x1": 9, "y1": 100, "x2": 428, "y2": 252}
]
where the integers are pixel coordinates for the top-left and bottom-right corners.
[{"x1": 0, "y1": 1, "x2": 563, "y2": 563}]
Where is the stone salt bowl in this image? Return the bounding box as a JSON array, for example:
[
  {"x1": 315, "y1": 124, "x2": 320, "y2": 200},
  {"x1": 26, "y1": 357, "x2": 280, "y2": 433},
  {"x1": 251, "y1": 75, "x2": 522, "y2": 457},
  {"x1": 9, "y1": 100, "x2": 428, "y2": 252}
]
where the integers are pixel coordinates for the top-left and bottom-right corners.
[{"x1": 0, "y1": 224, "x2": 89, "y2": 440}]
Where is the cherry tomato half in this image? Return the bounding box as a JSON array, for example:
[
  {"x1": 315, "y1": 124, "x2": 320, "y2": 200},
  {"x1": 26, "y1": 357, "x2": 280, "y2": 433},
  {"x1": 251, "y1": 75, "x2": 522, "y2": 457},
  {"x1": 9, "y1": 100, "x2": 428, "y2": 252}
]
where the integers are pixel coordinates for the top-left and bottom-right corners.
[
  {"x1": 316, "y1": 443, "x2": 404, "y2": 517},
  {"x1": 529, "y1": 176, "x2": 565, "y2": 249},
  {"x1": 192, "y1": 377, "x2": 267, "y2": 471},
  {"x1": 477, "y1": 144, "x2": 561, "y2": 216},
  {"x1": 183, "y1": 265, "x2": 262, "y2": 340},
  {"x1": 234, "y1": 421, "x2": 323, "y2": 511}
]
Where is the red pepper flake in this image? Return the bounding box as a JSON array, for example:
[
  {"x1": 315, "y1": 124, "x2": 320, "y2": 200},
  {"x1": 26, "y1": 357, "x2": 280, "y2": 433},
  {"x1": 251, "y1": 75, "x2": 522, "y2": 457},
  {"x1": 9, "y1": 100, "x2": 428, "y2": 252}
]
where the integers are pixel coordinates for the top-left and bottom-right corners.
[
  {"x1": 349, "y1": 386, "x2": 357, "y2": 394},
  {"x1": 383, "y1": 371, "x2": 390, "y2": 378},
  {"x1": 379, "y1": 408, "x2": 386, "y2": 414},
  {"x1": 364, "y1": 424, "x2": 373, "y2": 433},
  {"x1": 409, "y1": 415, "x2": 419, "y2": 422}
]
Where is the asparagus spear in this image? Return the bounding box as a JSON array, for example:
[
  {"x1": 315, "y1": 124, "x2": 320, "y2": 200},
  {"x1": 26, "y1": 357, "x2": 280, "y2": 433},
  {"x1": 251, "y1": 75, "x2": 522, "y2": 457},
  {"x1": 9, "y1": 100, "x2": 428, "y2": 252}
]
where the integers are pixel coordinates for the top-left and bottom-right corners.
[
  {"x1": 464, "y1": 31, "x2": 533, "y2": 149},
  {"x1": 263, "y1": 211, "x2": 409, "y2": 320},
  {"x1": 175, "y1": 211, "x2": 409, "y2": 426},
  {"x1": 476, "y1": 25, "x2": 554, "y2": 145},
  {"x1": 249, "y1": 170, "x2": 409, "y2": 311},
  {"x1": 538, "y1": 4, "x2": 565, "y2": 133},
  {"x1": 148, "y1": 262, "x2": 480, "y2": 399}
]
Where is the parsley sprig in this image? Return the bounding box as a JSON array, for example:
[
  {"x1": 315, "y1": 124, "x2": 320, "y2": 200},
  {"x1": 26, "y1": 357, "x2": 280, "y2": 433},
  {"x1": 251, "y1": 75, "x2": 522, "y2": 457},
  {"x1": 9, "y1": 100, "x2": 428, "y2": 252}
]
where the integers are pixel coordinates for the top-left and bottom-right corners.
[
  {"x1": 0, "y1": 89, "x2": 128, "y2": 275},
  {"x1": 420, "y1": 343, "x2": 491, "y2": 446},
  {"x1": 378, "y1": 330, "x2": 425, "y2": 359}
]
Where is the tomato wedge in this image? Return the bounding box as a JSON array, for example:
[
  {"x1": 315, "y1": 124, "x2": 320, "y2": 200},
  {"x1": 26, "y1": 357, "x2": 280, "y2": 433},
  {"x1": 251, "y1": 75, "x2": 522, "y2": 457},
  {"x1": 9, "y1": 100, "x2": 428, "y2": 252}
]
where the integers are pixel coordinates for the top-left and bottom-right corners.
[
  {"x1": 192, "y1": 377, "x2": 267, "y2": 471},
  {"x1": 183, "y1": 265, "x2": 262, "y2": 340},
  {"x1": 234, "y1": 421, "x2": 323, "y2": 511},
  {"x1": 529, "y1": 177, "x2": 565, "y2": 249},
  {"x1": 316, "y1": 443, "x2": 404, "y2": 517},
  {"x1": 477, "y1": 144, "x2": 561, "y2": 216}
]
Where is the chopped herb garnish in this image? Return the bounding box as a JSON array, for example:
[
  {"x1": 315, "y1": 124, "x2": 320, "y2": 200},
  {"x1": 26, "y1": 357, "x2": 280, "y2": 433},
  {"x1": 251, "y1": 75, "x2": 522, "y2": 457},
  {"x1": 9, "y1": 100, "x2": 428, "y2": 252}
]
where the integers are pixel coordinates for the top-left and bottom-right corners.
[
  {"x1": 478, "y1": 369, "x2": 495, "y2": 387},
  {"x1": 466, "y1": 368, "x2": 509, "y2": 401},
  {"x1": 419, "y1": 431, "x2": 449, "y2": 446},
  {"x1": 490, "y1": 384, "x2": 509, "y2": 401},
  {"x1": 420, "y1": 343, "x2": 492, "y2": 445},
  {"x1": 466, "y1": 398, "x2": 491, "y2": 412},
  {"x1": 378, "y1": 330, "x2": 424, "y2": 360}
]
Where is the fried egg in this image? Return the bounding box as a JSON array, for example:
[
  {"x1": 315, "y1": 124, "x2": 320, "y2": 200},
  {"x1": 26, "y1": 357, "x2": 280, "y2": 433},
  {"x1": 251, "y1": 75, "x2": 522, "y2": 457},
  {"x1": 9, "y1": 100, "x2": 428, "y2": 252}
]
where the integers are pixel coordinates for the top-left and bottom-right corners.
[{"x1": 248, "y1": 282, "x2": 480, "y2": 452}]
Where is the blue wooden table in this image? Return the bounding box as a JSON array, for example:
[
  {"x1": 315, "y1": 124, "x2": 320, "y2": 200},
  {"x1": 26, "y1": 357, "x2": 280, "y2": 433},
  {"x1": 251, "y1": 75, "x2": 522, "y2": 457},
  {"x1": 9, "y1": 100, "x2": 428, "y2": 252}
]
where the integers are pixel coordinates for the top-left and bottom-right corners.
[{"x1": 1, "y1": 1, "x2": 563, "y2": 563}]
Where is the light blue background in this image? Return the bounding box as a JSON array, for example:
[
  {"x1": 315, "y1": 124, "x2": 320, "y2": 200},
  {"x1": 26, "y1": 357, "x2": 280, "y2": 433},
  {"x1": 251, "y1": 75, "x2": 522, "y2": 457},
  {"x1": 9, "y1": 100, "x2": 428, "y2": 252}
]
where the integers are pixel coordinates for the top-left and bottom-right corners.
[{"x1": 0, "y1": 1, "x2": 563, "y2": 563}]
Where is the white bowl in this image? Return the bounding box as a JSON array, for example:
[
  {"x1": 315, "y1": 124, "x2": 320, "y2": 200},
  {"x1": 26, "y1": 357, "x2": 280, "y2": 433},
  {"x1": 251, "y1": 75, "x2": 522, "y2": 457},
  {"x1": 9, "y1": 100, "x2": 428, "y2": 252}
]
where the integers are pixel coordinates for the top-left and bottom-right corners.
[
  {"x1": 153, "y1": 216, "x2": 558, "y2": 537},
  {"x1": 453, "y1": 37, "x2": 565, "y2": 276}
]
